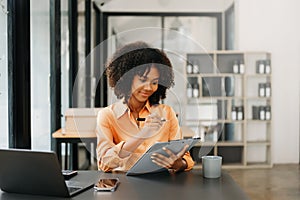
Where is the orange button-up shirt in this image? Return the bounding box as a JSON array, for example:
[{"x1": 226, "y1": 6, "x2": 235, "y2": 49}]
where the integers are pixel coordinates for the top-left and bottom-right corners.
[{"x1": 96, "y1": 100, "x2": 194, "y2": 172}]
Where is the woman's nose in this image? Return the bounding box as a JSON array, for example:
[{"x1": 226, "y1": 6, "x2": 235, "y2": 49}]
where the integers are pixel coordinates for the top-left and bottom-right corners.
[{"x1": 143, "y1": 81, "x2": 152, "y2": 90}]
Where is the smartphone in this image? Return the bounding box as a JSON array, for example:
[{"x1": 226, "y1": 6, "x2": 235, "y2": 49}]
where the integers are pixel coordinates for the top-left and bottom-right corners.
[
  {"x1": 94, "y1": 178, "x2": 120, "y2": 192},
  {"x1": 62, "y1": 170, "x2": 78, "y2": 180}
]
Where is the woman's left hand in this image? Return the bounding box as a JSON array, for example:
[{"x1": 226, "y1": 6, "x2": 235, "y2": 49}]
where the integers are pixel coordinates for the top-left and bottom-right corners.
[{"x1": 151, "y1": 144, "x2": 189, "y2": 174}]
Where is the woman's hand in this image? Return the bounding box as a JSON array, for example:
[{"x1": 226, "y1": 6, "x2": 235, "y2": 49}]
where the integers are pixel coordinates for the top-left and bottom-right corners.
[
  {"x1": 119, "y1": 113, "x2": 165, "y2": 158},
  {"x1": 140, "y1": 112, "x2": 164, "y2": 139},
  {"x1": 151, "y1": 144, "x2": 189, "y2": 174}
]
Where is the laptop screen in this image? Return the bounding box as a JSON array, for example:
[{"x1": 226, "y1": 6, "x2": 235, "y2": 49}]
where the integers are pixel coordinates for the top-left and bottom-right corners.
[{"x1": 0, "y1": 149, "x2": 93, "y2": 197}]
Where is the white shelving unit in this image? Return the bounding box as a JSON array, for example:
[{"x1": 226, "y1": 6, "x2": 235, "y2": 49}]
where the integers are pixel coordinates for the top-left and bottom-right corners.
[{"x1": 183, "y1": 51, "x2": 272, "y2": 169}]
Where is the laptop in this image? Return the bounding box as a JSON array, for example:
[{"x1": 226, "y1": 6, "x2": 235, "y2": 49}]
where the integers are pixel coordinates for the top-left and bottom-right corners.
[{"x1": 0, "y1": 148, "x2": 94, "y2": 197}]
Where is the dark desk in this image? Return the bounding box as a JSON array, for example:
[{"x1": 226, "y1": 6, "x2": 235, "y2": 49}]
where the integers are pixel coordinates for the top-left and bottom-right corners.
[
  {"x1": 52, "y1": 129, "x2": 97, "y2": 170},
  {"x1": 0, "y1": 170, "x2": 249, "y2": 200}
]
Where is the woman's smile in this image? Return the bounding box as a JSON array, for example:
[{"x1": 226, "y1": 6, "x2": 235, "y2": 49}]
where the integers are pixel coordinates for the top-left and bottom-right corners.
[{"x1": 139, "y1": 91, "x2": 152, "y2": 98}]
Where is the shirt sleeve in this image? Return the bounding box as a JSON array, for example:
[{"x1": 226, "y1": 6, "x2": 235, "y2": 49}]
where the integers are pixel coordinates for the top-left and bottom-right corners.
[
  {"x1": 183, "y1": 151, "x2": 194, "y2": 171},
  {"x1": 96, "y1": 108, "x2": 131, "y2": 172}
]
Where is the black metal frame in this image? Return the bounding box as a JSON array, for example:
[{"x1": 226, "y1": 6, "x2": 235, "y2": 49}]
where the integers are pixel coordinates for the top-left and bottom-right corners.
[
  {"x1": 50, "y1": 0, "x2": 61, "y2": 150},
  {"x1": 92, "y1": 10, "x2": 223, "y2": 107},
  {"x1": 68, "y1": 0, "x2": 78, "y2": 107},
  {"x1": 7, "y1": 0, "x2": 31, "y2": 149},
  {"x1": 93, "y1": 3, "x2": 107, "y2": 107},
  {"x1": 85, "y1": 0, "x2": 92, "y2": 107}
]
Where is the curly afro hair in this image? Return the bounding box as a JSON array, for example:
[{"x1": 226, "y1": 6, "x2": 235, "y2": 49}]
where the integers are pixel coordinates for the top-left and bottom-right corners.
[{"x1": 106, "y1": 41, "x2": 174, "y2": 105}]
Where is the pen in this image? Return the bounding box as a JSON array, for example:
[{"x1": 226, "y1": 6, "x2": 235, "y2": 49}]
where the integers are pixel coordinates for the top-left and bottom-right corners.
[{"x1": 136, "y1": 118, "x2": 167, "y2": 122}]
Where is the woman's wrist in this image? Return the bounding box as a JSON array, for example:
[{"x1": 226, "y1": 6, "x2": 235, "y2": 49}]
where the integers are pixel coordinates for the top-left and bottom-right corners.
[
  {"x1": 180, "y1": 158, "x2": 187, "y2": 171},
  {"x1": 170, "y1": 158, "x2": 187, "y2": 174}
]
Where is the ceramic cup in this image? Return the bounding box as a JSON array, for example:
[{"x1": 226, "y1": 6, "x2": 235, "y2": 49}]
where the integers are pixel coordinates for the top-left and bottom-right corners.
[{"x1": 202, "y1": 156, "x2": 222, "y2": 178}]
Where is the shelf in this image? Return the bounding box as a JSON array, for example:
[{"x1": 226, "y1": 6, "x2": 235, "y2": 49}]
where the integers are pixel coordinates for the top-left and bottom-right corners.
[
  {"x1": 185, "y1": 119, "x2": 244, "y2": 124},
  {"x1": 186, "y1": 73, "x2": 244, "y2": 77},
  {"x1": 246, "y1": 74, "x2": 272, "y2": 78},
  {"x1": 247, "y1": 141, "x2": 271, "y2": 146},
  {"x1": 246, "y1": 119, "x2": 272, "y2": 123},
  {"x1": 187, "y1": 96, "x2": 244, "y2": 100},
  {"x1": 246, "y1": 97, "x2": 271, "y2": 100},
  {"x1": 185, "y1": 51, "x2": 272, "y2": 169},
  {"x1": 216, "y1": 142, "x2": 244, "y2": 146}
]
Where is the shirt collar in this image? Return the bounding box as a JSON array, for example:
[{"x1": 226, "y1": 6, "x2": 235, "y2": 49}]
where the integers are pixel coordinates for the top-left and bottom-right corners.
[
  {"x1": 112, "y1": 99, "x2": 152, "y2": 119},
  {"x1": 113, "y1": 99, "x2": 128, "y2": 119},
  {"x1": 144, "y1": 101, "x2": 151, "y2": 112}
]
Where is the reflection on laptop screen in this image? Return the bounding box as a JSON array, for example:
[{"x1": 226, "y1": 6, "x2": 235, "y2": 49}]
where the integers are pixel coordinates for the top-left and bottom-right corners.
[{"x1": 0, "y1": 149, "x2": 94, "y2": 197}]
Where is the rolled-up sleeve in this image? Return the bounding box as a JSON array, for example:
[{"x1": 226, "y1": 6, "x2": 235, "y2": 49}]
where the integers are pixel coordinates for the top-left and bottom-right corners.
[
  {"x1": 96, "y1": 108, "x2": 131, "y2": 172},
  {"x1": 183, "y1": 152, "x2": 194, "y2": 171}
]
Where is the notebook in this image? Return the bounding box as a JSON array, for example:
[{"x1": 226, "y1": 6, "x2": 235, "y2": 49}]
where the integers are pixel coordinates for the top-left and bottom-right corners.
[
  {"x1": 0, "y1": 148, "x2": 94, "y2": 197},
  {"x1": 126, "y1": 137, "x2": 200, "y2": 176}
]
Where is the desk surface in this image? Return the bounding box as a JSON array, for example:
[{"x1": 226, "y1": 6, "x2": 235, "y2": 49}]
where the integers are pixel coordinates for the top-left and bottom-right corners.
[
  {"x1": 52, "y1": 128, "x2": 96, "y2": 138},
  {"x1": 0, "y1": 170, "x2": 249, "y2": 200}
]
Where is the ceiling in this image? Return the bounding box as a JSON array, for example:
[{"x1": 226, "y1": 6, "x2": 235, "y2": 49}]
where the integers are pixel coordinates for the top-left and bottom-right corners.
[{"x1": 94, "y1": 0, "x2": 234, "y2": 13}]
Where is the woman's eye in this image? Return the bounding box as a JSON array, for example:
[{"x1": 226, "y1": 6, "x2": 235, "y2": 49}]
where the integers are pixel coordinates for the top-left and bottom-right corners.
[
  {"x1": 152, "y1": 81, "x2": 158, "y2": 85},
  {"x1": 139, "y1": 78, "x2": 147, "y2": 83},
  {"x1": 138, "y1": 76, "x2": 159, "y2": 86}
]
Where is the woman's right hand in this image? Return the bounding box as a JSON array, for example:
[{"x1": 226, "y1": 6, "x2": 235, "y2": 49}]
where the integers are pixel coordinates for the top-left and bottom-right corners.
[
  {"x1": 141, "y1": 112, "x2": 164, "y2": 138},
  {"x1": 145, "y1": 112, "x2": 164, "y2": 130},
  {"x1": 119, "y1": 112, "x2": 165, "y2": 158}
]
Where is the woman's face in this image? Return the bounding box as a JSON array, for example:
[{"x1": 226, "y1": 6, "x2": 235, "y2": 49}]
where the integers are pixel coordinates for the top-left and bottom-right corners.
[{"x1": 130, "y1": 66, "x2": 160, "y2": 104}]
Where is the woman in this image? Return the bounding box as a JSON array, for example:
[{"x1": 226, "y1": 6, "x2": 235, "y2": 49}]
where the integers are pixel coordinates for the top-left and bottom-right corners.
[{"x1": 96, "y1": 41, "x2": 194, "y2": 173}]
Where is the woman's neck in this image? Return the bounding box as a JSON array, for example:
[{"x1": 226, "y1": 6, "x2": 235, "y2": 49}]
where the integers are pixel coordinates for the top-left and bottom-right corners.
[{"x1": 127, "y1": 98, "x2": 146, "y2": 114}]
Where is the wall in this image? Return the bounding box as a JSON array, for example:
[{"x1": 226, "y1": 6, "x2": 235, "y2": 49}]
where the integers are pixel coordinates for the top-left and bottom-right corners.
[{"x1": 235, "y1": 0, "x2": 300, "y2": 163}]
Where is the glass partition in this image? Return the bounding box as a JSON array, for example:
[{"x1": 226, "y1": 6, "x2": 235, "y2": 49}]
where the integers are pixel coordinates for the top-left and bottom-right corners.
[
  {"x1": 61, "y1": 0, "x2": 69, "y2": 127},
  {"x1": 163, "y1": 16, "x2": 217, "y2": 52},
  {"x1": 30, "y1": 0, "x2": 51, "y2": 150},
  {"x1": 108, "y1": 16, "x2": 162, "y2": 51},
  {"x1": 0, "y1": 0, "x2": 8, "y2": 148}
]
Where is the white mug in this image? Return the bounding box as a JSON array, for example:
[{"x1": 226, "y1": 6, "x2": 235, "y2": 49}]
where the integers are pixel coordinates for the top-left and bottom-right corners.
[{"x1": 202, "y1": 156, "x2": 222, "y2": 178}]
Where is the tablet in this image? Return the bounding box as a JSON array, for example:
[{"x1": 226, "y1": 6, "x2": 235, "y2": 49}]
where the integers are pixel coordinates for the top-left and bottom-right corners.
[{"x1": 126, "y1": 137, "x2": 200, "y2": 176}]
